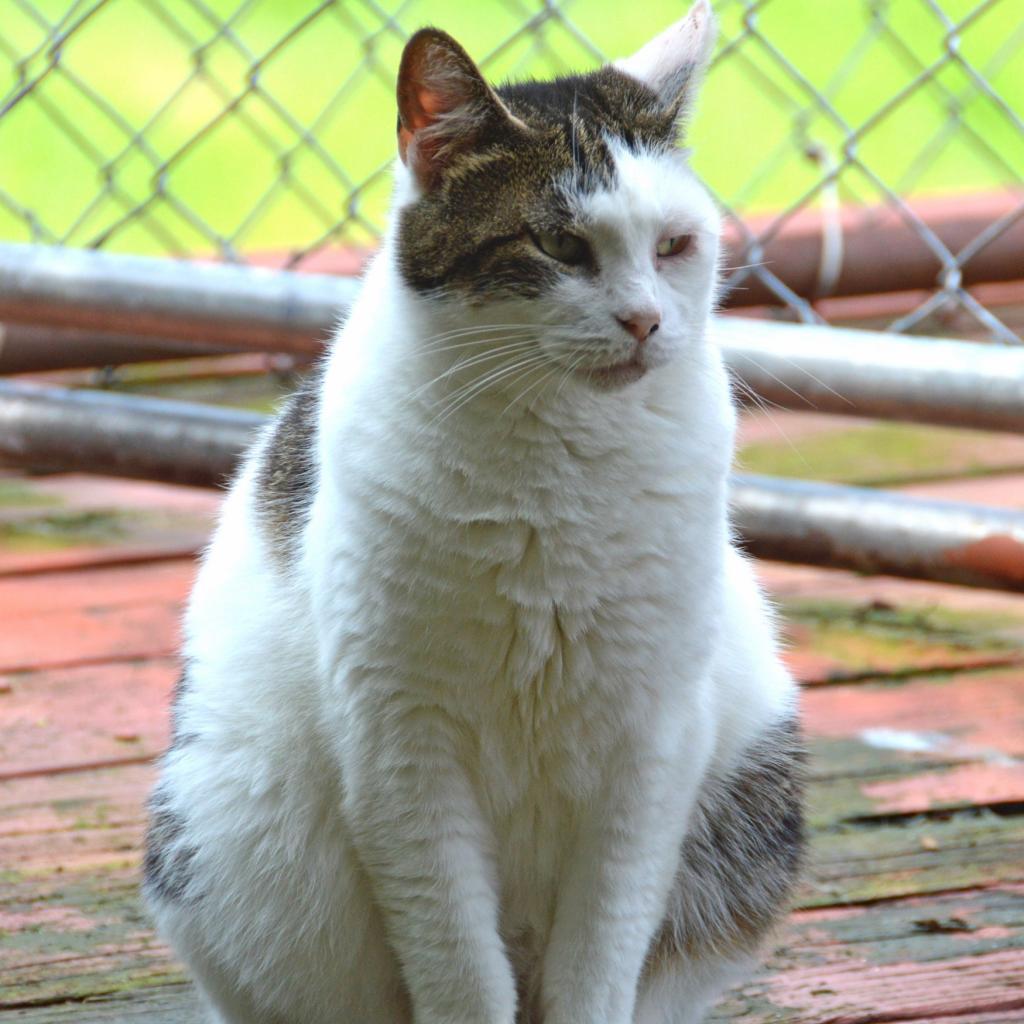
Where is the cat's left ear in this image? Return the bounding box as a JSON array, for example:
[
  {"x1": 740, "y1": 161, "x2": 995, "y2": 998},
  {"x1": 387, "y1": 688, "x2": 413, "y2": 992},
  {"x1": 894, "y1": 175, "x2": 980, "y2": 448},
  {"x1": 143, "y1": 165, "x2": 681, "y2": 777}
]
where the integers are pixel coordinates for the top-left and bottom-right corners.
[
  {"x1": 397, "y1": 28, "x2": 525, "y2": 190},
  {"x1": 613, "y1": 0, "x2": 717, "y2": 124}
]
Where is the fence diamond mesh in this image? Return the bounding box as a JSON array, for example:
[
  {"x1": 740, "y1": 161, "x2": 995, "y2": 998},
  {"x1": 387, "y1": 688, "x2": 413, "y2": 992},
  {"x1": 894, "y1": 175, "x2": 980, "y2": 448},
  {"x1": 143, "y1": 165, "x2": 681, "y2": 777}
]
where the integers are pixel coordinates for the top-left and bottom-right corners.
[{"x1": 2, "y1": 0, "x2": 1022, "y2": 341}]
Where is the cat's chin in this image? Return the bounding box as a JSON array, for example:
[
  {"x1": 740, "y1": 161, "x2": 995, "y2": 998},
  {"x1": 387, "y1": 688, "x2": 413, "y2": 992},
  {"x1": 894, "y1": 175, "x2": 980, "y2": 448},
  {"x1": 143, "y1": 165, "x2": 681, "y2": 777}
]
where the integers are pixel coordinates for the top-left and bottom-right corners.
[{"x1": 577, "y1": 353, "x2": 648, "y2": 390}]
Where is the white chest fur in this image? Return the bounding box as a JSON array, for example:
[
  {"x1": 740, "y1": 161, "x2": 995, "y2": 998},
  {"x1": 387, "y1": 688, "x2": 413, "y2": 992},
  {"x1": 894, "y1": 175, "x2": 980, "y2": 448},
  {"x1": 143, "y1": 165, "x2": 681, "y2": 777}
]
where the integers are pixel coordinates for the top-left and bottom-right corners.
[{"x1": 303, "y1": 304, "x2": 735, "y2": 938}]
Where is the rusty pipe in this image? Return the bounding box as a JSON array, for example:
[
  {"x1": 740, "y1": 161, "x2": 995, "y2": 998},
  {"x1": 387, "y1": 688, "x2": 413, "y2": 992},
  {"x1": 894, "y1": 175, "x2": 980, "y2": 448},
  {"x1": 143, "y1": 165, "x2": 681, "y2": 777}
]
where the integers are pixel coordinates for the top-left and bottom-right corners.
[
  {"x1": 721, "y1": 190, "x2": 1024, "y2": 306},
  {"x1": 731, "y1": 473, "x2": 1024, "y2": 592}
]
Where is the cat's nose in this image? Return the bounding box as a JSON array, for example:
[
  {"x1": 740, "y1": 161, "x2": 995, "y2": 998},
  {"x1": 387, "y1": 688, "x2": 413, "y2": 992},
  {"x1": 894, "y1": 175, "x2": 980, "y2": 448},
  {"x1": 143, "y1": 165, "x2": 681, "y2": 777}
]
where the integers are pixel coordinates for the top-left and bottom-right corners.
[{"x1": 616, "y1": 312, "x2": 661, "y2": 343}]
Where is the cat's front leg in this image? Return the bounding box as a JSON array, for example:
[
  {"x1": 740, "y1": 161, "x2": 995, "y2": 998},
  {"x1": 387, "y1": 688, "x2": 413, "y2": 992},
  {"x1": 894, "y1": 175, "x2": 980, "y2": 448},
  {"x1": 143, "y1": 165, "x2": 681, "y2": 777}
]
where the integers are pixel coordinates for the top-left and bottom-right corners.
[
  {"x1": 336, "y1": 685, "x2": 517, "y2": 1024},
  {"x1": 541, "y1": 712, "x2": 711, "y2": 1024}
]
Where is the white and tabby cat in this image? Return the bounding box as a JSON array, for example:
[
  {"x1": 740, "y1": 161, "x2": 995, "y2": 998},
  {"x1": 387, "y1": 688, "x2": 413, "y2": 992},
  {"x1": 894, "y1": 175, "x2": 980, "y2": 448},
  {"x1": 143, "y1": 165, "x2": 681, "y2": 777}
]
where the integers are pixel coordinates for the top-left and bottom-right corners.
[{"x1": 145, "y1": 3, "x2": 804, "y2": 1022}]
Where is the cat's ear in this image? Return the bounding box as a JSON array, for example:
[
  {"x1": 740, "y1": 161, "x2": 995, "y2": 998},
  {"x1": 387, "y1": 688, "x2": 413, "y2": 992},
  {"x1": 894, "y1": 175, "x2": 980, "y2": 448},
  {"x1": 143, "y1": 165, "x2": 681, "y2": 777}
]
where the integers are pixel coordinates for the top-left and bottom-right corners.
[
  {"x1": 613, "y1": 0, "x2": 716, "y2": 124},
  {"x1": 397, "y1": 29, "x2": 523, "y2": 190}
]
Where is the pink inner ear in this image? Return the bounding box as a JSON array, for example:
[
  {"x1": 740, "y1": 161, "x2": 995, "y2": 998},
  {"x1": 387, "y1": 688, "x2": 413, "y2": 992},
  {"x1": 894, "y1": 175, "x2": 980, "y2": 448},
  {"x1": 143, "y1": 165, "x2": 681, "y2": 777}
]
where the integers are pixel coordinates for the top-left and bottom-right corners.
[
  {"x1": 399, "y1": 84, "x2": 449, "y2": 163},
  {"x1": 418, "y1": 88, "x2": 446, "y2": 118},
  {"x1": 406, "y1": 86, "x2": 446, "y2": 131}
]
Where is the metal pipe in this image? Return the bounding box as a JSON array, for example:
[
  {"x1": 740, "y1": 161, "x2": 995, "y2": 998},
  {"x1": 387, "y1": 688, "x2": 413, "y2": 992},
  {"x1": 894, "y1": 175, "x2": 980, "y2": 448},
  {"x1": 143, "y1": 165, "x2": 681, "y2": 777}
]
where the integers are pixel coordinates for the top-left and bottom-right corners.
[
  {"x1": 731, "y1": 473, "x2": 1024, "y2": 592},
  {"x1": 0, "y1": 380, "x2": 262, "y2": 489},
  {"x1": 721, "y1": 190, "x2": 1024, "y2": 306},
  {"x1": 0, "y1": 244, "x2": 358, "y2": 353},
  {"x1": 3, "y1": 382, "x2": 1024, "y2": 591},
  {"x1": 0, "y1": 323, "x2": 229, "y2": 372},
  {"x1": 713, "y1": 318, "x2": 1024, "y2": 433},
  {"x1": 3, "y1": 244, "x2": 1024, "y2": 433}
]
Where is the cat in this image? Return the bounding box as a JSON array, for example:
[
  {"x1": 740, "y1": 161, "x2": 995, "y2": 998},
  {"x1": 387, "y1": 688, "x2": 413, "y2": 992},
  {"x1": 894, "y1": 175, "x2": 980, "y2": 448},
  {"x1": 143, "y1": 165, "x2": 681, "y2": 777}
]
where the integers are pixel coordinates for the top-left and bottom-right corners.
[{"x1": 144, "y1": 3, "x2": 805, "y2": 1022}]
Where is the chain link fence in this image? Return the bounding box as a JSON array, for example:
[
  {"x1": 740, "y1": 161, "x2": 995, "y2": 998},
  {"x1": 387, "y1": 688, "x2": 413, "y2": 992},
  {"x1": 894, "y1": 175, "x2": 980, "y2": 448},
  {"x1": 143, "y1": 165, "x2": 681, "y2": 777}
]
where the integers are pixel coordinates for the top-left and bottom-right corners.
[{"x1": 2, "y1": 0, "x2": 1023, "y2": 342}]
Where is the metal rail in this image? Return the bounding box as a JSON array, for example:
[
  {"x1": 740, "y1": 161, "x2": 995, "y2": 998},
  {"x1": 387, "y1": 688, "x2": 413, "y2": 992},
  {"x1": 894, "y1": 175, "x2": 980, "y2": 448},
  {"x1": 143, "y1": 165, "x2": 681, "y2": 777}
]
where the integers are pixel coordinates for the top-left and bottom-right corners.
[
  {"x1": 3, "y1": 244, "x2": 1023, "y2": 433},
  {"x1": 0, "y1": 244, "x2": 358, "y2": 354},
  {"x1": 715, "y1": 318, "x2": 1024, "y2": 434},
  {"x1": 723, "y1": 191, "x2": 1024, "y2": 308},
  {"x1": 731, "y1": 474, "x2": 1024, "y2": 592},
  {"x1": 0, "y1": 380, "x2": 262, "y2": 489},
  {"x1": 2, "y1": 380, "x2": 1023, "y2": 592},
  {"x1": 0, "y1": 323, "x2": 229, "y2": 373}
]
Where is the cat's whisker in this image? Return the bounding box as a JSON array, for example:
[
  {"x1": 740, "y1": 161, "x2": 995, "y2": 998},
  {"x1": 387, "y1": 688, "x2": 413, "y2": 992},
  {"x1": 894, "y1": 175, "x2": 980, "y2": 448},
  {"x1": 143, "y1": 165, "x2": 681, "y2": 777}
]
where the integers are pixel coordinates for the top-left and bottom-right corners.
[
  {"x1": 733, "y1": 353, "x2": 820, "y2": 411},
  {"x1": 499, "y1": 357, "x2": 568, "y2": 418},
  {"x1": 552, "y1": 350, "x2": 591, "y2": 402},
  {"x1": 410, "y1": 340, "x2": 540, "y2": 402},
  {"x1": 409, "y1": 337, "x2": 544, "y2": 401},
  {"x1": 748, "y1": 350, "x2": 854, "y2": 407},
  {"x1": 431, "y1": 354, "x2": 550, "y2": 428},
  {"x1": 442, "y1": 352, "x2": 550, "y2": 412},
  {"x1": 420, "y1": 322, "x2": 534, "y2": 341},
  {"x1": 727, "y1": 368, "x2": 787, "y2": 416},
  {"x1": 426, "y1": 357, "x2": 535, "y2": 423},
  {"x1": 417, "y1": 324, "x2": 536, "y2": 353},
  {"x1": 728, "y1": 371, "x2": 808, "y2": 466},
  {"x1": 430, "y1": 368, "x2": 535, "y2": 430},
  {"x1": 720, "y1": 260, "x2": 771, "y2": 274},
  {"x1": 418, "y1": 333, "x2": 536, "y2": 359},
  {"x1": 497, "y1": 348, "x2": 585, "y2": 419}
]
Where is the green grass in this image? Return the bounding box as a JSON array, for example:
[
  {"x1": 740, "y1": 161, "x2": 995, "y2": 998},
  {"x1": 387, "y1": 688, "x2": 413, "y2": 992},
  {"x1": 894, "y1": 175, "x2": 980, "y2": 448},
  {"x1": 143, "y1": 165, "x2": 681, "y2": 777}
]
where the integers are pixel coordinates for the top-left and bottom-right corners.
[
  {"x1": 2, "y1": 0, "x2": 1022, "y2": 258},
  {"x1": 0, "y1": 478, "x2": 61, "y2": 507},
  {"x1": 0, "y1": 509, "x2": 126, "y2": 550},
  {"x1": 783, "y1": 597, "x2": 1024, "y2": 648},
  {"x1": 737, "y1": 421, "x2": 1024, "y2": 486}
]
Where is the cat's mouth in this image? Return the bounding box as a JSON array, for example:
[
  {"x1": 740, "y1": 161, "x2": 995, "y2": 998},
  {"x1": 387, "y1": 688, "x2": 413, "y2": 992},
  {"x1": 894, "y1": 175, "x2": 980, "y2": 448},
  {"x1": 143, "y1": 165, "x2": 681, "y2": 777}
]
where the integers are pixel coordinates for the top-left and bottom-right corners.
[{"x1": 577, "y1": 352, "x2": 648, "y2": 389}]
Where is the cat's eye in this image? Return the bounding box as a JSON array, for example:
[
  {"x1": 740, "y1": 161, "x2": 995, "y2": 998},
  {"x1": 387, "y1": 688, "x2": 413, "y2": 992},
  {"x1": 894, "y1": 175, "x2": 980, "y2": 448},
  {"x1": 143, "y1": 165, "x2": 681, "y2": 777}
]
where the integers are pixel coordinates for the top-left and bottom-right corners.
[
  {"x1": 532, "y1": 230, "x2": 591, "y2": 266},
  {"x1": 656, "y1": 234, "x2": 694, "y2": 259}
]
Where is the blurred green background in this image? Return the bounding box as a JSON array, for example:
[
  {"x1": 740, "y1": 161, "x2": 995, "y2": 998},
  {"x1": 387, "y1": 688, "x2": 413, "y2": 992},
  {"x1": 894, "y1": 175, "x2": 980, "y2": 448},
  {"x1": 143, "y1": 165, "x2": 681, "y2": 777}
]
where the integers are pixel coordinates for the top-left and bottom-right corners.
[{"x1": 2, "y1": 0, "x2": 1022, "y2": 260}]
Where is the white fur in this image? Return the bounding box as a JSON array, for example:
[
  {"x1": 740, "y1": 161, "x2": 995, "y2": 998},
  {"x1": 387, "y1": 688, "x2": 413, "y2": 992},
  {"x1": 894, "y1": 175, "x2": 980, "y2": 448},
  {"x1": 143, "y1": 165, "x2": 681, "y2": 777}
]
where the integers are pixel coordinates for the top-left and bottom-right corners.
[
  {"x1": 613, "y1": 0, "x2": 715, "y2": 115},
  {"x1": 150, "y1": 129, "x2": 797, "y2": 1024}
]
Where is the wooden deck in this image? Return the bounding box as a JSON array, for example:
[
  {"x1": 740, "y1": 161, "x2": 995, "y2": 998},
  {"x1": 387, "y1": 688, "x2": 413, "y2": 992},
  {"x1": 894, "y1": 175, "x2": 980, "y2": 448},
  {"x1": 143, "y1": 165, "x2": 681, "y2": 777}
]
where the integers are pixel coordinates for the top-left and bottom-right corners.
[{"x1": 2, "y1": 463, "x2": 1023, "y2": 1022}]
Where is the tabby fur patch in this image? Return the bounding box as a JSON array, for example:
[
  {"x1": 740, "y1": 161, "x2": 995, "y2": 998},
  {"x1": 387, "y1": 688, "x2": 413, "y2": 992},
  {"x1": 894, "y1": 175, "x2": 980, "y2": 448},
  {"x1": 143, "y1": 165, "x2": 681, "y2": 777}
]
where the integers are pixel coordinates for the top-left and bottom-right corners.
[
  {"x1": 144, "y1": 785, "x2": 198, "y2": 904},
  {"x1": 253, "y1": 371, "x2": 321, "y2": 564},
  {"x1": 650, "y1": 715, "x2": 807, "y2": 963},
  {"x1": 398, "y1": 67, "x2": 684, "y2": 300}
]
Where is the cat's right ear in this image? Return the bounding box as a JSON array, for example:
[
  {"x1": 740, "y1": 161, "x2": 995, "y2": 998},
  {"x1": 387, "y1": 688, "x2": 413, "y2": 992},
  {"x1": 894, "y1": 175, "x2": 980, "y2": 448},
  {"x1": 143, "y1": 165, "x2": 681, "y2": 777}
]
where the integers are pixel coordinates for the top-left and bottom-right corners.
[
  {"x1": 613, "y1": 0, "x2": 716, "y2": 126},
  {"x1": 397, "y1": 29, "x2": 523, "y2": 191}
]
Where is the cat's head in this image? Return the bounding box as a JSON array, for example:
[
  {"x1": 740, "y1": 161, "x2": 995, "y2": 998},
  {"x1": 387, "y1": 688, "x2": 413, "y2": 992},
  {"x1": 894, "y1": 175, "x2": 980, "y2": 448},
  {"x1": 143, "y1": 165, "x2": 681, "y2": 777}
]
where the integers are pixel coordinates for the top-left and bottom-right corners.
[{"x1": 394, "y1": 0, "x2": 719, "y2": 392}]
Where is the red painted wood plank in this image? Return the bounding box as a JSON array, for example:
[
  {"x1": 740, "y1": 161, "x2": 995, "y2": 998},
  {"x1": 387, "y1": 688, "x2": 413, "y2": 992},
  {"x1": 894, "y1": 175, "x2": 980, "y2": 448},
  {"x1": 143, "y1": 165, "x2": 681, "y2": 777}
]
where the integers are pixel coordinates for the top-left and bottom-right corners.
[
  {"x1": 861, "y1": 762, "x2": 1024, "y2": 815},
  {"x1": 0, "y1": 602, "x2": 181, "y2": 674},
  {"x1": 755, "y1": 947, "x2": 1024, "y2": 1023},
  {"x1": 802, "y1": 666, "x2": 1024, "y2": 761},
  {"x1": 884, "y1": 1013, "x2": 1024, "y2": 1024},
  {"x1": 0, "y1": 766, "x2": 154, "y2": 876},
  {"x1": 0, "y1": 660, "x2": 175, "y2": 778},
  {"x1": 0, "y1": 559, "x2": 194, "y2": 617},
  {"x1": 808, "y1": 762, "x2": 1024, "y2": 827},
  {"x1": 778, "y1": 602, "x2": 1024, "y2": 686},
  {"x1": 0, "y1": 542, "x2": 202, "y2": 578}
]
